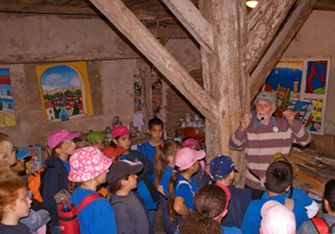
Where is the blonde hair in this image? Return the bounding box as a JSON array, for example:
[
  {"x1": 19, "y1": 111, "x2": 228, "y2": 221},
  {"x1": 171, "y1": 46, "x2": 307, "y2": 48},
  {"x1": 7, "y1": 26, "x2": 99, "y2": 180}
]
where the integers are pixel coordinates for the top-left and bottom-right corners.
[{"x1": 0, "y1": 133, "x2": 14, "y2": 164}]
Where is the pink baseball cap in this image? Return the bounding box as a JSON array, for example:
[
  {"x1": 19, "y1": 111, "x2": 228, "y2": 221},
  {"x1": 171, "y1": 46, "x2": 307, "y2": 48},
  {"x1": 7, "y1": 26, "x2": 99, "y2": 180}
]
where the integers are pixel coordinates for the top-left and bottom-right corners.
[
  {"x1": 181, "y1": 138, "x2": 200, "y2": 150},
  {"x1": 68, "y1": 147, "x2": 112, "y2": 182},
  {"x1": 47, "y1": 129, "x2": 80, "y2": 149},
  {"x1": 174, "y1": 148, "x2": 206, "y2": 171},
  {"x1": 260, "y1": 200, "x2": 296, "y2": 234},
  {"x1": 111, "y1": 125, "x2": 130, "y2": 139}
]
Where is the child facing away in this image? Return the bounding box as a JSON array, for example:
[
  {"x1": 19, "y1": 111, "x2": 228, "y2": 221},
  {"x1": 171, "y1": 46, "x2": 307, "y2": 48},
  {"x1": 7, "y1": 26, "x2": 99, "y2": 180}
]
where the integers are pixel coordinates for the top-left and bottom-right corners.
[
  {"x1": 168, "y1": 147, "x2": 205, "y2": 222},
  {"x1": 42, "y1": 129, "x2": 79, "y2": 233},
  {"x1": 111, "y1": 125, "x2": 159, "y2": 230},
  {"x1": 68, "y1": 147, "x2": 117, "y2": 234},
  {"x1": 0, "y1": 176, "x2": 32, "y2": 234},
  {"x1": 262, "y1": 153, "x2": 319, "y2": 218},
  {"x1": 154, "y1": 140, "x2": 180, "y2": 234},
  {"x1": 108, "y1": 160, "x2": 152, "y2": 234},
  {"x1": 260, "y1": 200, "x2": 296, "y2": 234},
  {"x1": 298, "y1": 179, "x2": 335, "y2": 234},
  {"x1": 210, "y1": 155, "x2": 251, "y2": 228},
  {"x1": 87, "y1": 131, "x2": 105, "y2": 151},
  {"x1": 241, "y1": 160, "x2": 308, "y2": 234},
  {"x1": 178, "y1": 184, "x2": 241, "y2": 234}
]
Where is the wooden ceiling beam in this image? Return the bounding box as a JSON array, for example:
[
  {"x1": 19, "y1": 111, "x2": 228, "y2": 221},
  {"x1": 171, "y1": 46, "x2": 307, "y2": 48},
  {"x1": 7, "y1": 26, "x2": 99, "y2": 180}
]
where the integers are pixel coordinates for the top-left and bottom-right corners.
[
  {"x1": 245, "y1": 0, "x2": 296, "y2": 74},
  {"x1": 88, "y1": 0, "x2": 220, "y2": 122},
  {"x1": 162, "y1": 0, "x2": 214, "y2": 52},
  {"x1": 315, "y1": 0, "x2": 335, "y2": 11},
  {"x1": 249, "y1": 0, "x2": 317, "y2": 100}
]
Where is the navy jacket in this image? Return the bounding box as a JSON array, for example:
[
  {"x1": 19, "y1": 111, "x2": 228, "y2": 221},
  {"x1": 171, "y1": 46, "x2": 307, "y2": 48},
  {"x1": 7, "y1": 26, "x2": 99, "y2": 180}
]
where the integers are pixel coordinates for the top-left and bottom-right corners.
[{"x1": 42, "y1": 156, "x2": 69, "y2": 225}]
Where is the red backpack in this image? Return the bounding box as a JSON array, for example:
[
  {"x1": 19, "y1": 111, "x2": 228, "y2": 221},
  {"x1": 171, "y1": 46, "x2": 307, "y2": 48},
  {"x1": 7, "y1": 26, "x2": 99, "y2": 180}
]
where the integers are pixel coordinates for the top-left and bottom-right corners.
[
  {"x1": 311, "y1": 217, "x2": 335, "y2": 234},
  {"x1": 57, "y1": 194, "x2": 101, "y2": 234}
]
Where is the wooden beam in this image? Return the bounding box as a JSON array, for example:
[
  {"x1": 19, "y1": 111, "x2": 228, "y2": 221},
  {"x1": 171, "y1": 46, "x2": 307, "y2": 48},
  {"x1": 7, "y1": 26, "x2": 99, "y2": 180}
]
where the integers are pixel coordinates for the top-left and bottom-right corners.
[
  {"x1": 250, "y1": 0, "x2": 317, "y2": 99},
  {"x1": 245, "y1": 0, "x2": 296, "y2": 74},
  {"x1": 315, "y1": 0, "x2": 335, "y2": 11},
  {"x1": 88, "y1": 0, "x2": 219, "y2": 122},
  {"x1": 161, "y1": 0, "x2": 214, "y2": 52}
]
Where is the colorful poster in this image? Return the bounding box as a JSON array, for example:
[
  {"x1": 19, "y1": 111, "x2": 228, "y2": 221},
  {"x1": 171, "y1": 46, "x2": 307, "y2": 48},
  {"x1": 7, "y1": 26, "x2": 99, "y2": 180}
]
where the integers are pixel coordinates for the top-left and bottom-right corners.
[
  {"x1": 305, "y1": 61, "x2": 327, "y2": 94},
  {"x1": 0, "y1": 68, "x2": 16, "y2": 127},
  {"x1": 36, "y1": 62, "x2": 93, "y2": 123},
  {"x1": 265, "y1": 61, "x2": 303, "y2": 98},
  {"x1": 264, "y1": 58, "x2": 329, "y2": 135}
]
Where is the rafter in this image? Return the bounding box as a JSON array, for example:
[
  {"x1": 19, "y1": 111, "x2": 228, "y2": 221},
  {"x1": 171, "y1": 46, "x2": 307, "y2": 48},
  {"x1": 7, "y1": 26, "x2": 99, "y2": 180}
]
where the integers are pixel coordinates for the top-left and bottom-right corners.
[
  {"x1": 250, "y1": 0, "x2": 317, "y2": 99},
  {"x1": 88, "y1": 0, "x2": 220, "y2": 122},
  {"x1": 245, "y1": 0, "x2": 296, "y2": 74},
  {"x1": 161, "y1": 0, "x2": 214, "y2": 52}
]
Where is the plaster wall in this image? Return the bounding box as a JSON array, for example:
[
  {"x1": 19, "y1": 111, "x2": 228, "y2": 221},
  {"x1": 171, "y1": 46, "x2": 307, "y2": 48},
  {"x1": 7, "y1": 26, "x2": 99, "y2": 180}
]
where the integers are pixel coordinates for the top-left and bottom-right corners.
[{"x1": 284, "y1": 10, "x2": 335, "y2": 135}]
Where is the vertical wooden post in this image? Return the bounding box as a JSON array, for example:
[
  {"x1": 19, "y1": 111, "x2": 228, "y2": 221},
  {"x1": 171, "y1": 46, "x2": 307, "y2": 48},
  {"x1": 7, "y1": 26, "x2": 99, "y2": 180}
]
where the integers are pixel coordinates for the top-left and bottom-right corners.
[{"x1": 200, "y1": 0, "x2": 249, "y2": 185}]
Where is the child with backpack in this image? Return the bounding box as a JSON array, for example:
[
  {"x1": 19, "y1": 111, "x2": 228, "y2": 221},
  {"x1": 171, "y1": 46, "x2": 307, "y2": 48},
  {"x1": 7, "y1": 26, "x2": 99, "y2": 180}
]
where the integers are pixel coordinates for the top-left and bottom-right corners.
[
  {"x1": 108, "y1": 160, "x2": 151, "y2": 234},
  {"x1": 111, "y1": 125, "x2": 159, "y2": 231},
  {"x1": 68, "y1": 146, "x2": 117, "y2": 234},
  {"x1": 168, "y1": 147, "x2": 205, "y2": 222},
  {"x1": 298, "y1": 179, "x2": 335, "y2": 234},
  {"x1": 0, "y1": 175, "x2": 32, "y2": 234},
  {"x1": 42, "y1": 129, "x2": 79, "y2": 233},
  {"x1": 241, "y1": 160, "x2": 308, "y2": 234}
]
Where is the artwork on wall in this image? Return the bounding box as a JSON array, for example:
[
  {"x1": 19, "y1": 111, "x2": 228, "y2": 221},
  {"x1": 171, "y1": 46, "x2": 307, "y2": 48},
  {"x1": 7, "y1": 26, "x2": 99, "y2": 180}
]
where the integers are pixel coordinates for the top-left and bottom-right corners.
[
  {"x1": 133, "y1": 74, "x2": 144, "y2": 112},
  {"x1": 36, "y1": 61, "x2": 93, "y2": 123},
  {"x1": 265, "y1": 57, "x2": 330, "y2": 135},
  {"x1": 0, "y1": 68, "x2": 16, "y2": 127},
  {"x1": 17, "y1": 146, "x2": 43, "y2": 173},
  {"x1": 151, "y1": 73, "x2": 163, "y2": 117}
]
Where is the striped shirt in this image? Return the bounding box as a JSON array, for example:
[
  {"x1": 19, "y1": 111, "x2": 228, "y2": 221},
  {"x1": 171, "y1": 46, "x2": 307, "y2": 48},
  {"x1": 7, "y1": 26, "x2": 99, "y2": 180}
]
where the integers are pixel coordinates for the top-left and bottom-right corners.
[{"x1": 229, "y1": 117, "x2": 311, "y2": 190}]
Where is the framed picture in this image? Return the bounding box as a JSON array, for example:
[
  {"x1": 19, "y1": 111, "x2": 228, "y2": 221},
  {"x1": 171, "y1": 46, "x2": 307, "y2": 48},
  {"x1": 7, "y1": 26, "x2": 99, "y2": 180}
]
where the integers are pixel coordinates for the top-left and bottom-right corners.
[
  {"x1": 265, "y1": 57, "x2": 330, "y2": 135},
  {"x1": 36, "y1": 61, "x2": 93, "y2": 123},
  {"x1": 0, "y1": 68, "x2": 16, "y2": 127}
]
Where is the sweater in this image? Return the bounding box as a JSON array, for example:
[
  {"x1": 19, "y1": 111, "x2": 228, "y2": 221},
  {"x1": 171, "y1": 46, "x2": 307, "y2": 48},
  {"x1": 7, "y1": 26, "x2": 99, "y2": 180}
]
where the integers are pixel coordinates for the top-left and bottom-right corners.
[{"x1": 229, "y1": 117, "x2": 311, "y2": 190}]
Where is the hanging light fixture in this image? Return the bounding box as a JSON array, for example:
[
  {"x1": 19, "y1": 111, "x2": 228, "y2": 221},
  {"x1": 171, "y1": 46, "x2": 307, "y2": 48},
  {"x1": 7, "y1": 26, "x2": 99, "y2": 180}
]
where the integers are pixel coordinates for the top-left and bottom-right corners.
[{"x1": 246, "y1": 0, "x2": 259, "y2": 8}]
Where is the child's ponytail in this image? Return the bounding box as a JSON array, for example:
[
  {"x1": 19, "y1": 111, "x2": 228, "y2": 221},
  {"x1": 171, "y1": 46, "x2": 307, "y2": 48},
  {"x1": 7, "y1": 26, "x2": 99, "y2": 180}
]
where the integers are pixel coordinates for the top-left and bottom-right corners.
[{"x1": 167, "y1": 169, "x2": 179, "y2": 221}]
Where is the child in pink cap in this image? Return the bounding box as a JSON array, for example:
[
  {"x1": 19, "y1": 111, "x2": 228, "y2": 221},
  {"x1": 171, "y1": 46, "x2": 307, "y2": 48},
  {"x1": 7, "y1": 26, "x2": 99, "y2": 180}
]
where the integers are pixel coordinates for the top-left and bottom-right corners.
[
  {"x1": 168, "y1": 147, "x2": 205, "y2": 228},
  {"x1": 42, "y1": 129, "x2": 79, "y2": 233},
  {"x1": 69, "y1": 147, "x2": 117, "y2": 234}
]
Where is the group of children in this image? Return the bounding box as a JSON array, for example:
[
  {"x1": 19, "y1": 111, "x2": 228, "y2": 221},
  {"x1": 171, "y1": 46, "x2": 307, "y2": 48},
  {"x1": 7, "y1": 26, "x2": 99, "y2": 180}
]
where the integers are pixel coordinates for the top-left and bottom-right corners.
[{"x1": 0, "y1": 117, "x2": 335, "y2": 234}]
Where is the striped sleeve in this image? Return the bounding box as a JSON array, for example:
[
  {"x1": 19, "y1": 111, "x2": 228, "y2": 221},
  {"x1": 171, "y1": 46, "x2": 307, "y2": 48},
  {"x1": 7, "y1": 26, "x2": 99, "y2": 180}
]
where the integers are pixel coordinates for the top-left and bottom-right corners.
[
  {"x1": 229, "y1": 127, "x2": 247, "y2": 150},
  {"x1": 289, "y1": 121, "x2": 311, "y2": 146}
]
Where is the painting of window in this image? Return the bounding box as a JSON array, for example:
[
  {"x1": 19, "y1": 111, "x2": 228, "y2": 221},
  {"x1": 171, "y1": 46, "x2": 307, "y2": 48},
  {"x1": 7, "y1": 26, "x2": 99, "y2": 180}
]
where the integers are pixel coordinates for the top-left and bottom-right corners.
[
  {"x1": 0, "y1": 68, "x2": 16, "y2": 127},
  {"x1": 36, "y1": 61, "x2": 93, "y2": 123}
]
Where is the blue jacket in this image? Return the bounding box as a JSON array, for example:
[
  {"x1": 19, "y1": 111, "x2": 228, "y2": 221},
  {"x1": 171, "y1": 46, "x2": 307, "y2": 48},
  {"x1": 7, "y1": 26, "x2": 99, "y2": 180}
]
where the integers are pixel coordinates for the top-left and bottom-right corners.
[
  {"x1": 71, "y1": 188, "x2": 117, "y2": 234},
  {"x1": 42, "y1": 156, "x2": 69, "y2": 225},
  {"x1": 241, "y1": 193, "x2": 308, "y2": 234}
]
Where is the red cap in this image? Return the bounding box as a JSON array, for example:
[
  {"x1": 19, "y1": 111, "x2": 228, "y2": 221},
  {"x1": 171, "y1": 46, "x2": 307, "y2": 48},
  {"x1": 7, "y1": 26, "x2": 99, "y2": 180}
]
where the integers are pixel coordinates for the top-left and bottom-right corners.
[{"x1": 103, "y1": 146, "x2": 125, "y2": 161}]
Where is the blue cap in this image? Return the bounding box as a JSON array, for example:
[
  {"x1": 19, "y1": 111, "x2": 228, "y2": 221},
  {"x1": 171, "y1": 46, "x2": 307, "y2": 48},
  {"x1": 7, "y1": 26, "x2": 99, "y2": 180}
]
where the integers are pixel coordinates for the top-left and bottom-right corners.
[
  {"x1": 16, "y1": 151, "x2": 30, "y2": 160},
  {"x1": 210, "y1": 155, "x2": 238, "y2": 180}
]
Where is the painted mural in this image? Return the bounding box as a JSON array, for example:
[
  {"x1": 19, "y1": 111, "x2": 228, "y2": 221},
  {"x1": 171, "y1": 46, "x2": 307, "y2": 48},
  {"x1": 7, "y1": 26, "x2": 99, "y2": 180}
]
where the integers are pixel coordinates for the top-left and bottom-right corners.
[
  {"x1": 36, "y1": 62, "x2": 93, "y2": 123},
  {"x1": 0, "y1": 68, "x2": 16, "y2": 127}
]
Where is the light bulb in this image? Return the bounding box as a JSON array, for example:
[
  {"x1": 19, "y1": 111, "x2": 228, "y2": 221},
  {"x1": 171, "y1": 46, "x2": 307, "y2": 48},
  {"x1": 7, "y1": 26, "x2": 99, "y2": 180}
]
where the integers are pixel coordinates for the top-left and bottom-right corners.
[{"x1": 246, "y1": 0, "x2": 259, "y2": 8}]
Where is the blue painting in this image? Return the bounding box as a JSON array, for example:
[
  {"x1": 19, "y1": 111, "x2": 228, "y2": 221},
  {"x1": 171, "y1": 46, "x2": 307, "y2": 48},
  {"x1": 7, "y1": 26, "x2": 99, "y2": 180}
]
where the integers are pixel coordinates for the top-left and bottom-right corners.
[{"x1": 0, "y1": 68, "x2": 16, "y2": 127}]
